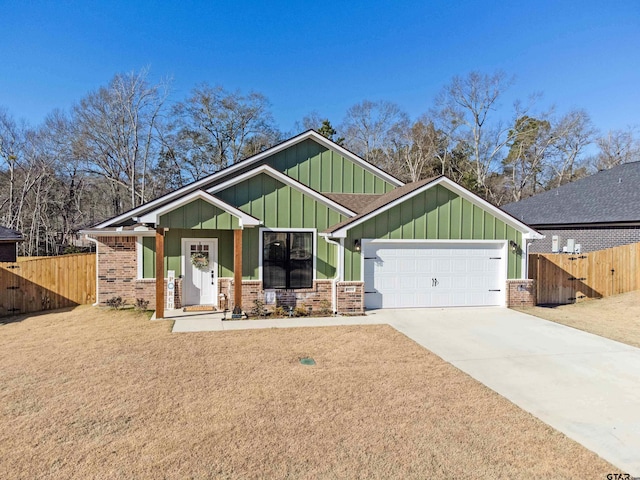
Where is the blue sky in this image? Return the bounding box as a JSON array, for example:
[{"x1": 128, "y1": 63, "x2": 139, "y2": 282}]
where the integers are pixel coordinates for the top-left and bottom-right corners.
[{"x1": 1, "y1": 0, "x2": 638, "y2": 135}]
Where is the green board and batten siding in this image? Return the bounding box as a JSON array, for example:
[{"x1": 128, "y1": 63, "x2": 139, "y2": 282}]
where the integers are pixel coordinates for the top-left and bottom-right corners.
[
  {"x1": 343, "y1": 184, "x2": 523, "y2": 281},
  {"x1": 216, "y1": 173, "x2": 345, "y2": 280},
  {"x1": 140, "y1": 199, "x2": 240, "y2": 278},
  {"x1": 142, "y1": 237, "x2": 155, "y2": 278},
  {"x1": 139, "y1": 138, "x2": 395, "y2": 279},
  {"x1": 142, "y1": 230, "x2": 235, "y2": 278},
  {"x1": 158, "y1": 199, "x2": 240, "y2": 230},
  {"x1": 263, "y1": 139, "x2": 395, "y2": 194}
]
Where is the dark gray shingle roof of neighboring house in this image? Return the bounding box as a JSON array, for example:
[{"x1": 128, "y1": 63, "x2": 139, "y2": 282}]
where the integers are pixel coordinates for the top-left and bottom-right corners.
[
  {"x1": 501, "y1": 161, "x2": 640, "y2": 226},
  {"x1": 0, "y1": 226, "x2": 24, "y2": 241}
]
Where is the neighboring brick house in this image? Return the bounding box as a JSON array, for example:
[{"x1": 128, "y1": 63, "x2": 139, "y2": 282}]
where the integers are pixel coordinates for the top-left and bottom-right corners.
[
  {"x1": 82, "y1": 130, "x2": 540, "y2": 316},
  {"x1": 0, "y1": 226, "x2": 24, "y2": 262},
  {"x1": 502, "y1": 161, "x2": 640, "y2": 253}
]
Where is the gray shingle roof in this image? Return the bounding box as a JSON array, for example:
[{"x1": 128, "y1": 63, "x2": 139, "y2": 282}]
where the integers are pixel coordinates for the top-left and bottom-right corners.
[
  {"x1": 501, "y1": 162, "x2": 640, "y2": 226},
  {"x1": 322, "y1": 193, "x2": 384, "y2": 214},
  {"x1": 325, "y1": 177, "x2": 439, "y2": 233},
  {"x1": 0, "y1": 226, "x2": 24, "y2": 242}
]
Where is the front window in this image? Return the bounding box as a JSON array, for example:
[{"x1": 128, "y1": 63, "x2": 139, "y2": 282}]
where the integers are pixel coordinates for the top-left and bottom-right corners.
[{"x1": 263, "y1": 231, "x2": 313, "y2": 289}]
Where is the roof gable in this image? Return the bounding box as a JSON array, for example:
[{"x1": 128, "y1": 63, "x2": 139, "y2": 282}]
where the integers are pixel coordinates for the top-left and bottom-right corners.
[
  {"x1": 502, "y1": 162, "x2": 640, "y2": 225},
  {"x1": 214, "y1": 172, "x2": 347, "y2": 230},
  {"x1": 262, "y1": 137, "x2": 398, "y2": 194},
  {"x1": 95, "y1": 130, "x2": 402, "y2": 228},
  {"x1": 208, "y1": 165, "x2": 356, "y2": 217},
  {"x1": 325, "y1": 176, "x2": 540, "y2": 238},
  {"x1": 138, "y1": 190, "x2": 261, "y2": 228}
]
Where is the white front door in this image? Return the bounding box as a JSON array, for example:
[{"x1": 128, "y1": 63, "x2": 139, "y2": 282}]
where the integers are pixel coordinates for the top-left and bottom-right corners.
[{"x1": 183, "y1": 239, "x2": 218, "y2": 306}]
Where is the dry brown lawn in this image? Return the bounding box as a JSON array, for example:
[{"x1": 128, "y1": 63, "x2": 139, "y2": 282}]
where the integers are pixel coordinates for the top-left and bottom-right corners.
[
  {"x1": 0, "y1": 306, "x2": 618, "y2": 479},
  {"x1": 517, "y1": 290, "x2": 640, "y2": 349}
]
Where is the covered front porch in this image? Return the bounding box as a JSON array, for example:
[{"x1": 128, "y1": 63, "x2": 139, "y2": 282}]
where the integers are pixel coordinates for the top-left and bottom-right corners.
[{"x1": 138, "y1": 190, "x2": 261, "y2": 319}]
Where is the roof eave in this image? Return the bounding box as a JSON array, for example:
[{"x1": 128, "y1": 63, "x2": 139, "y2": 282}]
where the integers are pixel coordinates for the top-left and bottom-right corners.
[
  {"x1": 328, "y1": 177, "x2": 540, "y2": 238},
  {"x1": 137, "y1": 190, "x2": 261, "y2": 228},
  {"x1": 95, "y1": 130, "x2": 401, "y2": 228},
  {"x1": 207, "y1": 164, "x2": 357, "y2": 218}
]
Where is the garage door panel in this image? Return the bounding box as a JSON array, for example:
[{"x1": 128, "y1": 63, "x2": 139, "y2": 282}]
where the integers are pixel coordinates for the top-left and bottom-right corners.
[
  {"x1": 363, "y1": 242, "x2": 504, "y2": 309},
  {"x1": 451, "y1": 258, "x2": 468, "y2": 273},
  {"x1": 434, "y1": 258, "x2": 451, "y2": 272},
  {"x1": 399, "y1": 276, "x2": 418, "y2": 289},
  {"x1": 378, "y1": 277, "x2": 397, "y2": 290},
  {"x1": 398, "y1": 258, "x2": 417, "y2": 272},
  {"x1": 469, "y1": 276, "x2": 488, "y2": 289}
]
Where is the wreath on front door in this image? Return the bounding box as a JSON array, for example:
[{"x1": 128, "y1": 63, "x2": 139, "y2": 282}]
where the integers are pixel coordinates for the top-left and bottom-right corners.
[{"x1": 190, "y1": 252, "x2": 209, "y2": 270}]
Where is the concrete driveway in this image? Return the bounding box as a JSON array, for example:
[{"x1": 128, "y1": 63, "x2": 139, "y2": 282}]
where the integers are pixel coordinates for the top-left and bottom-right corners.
[
  {"x1": 171, "y1": 306, "x2": 640, "y2": 475},
  {"x1": 375, "y1": 307, "x2": 640, "y2": 477}
]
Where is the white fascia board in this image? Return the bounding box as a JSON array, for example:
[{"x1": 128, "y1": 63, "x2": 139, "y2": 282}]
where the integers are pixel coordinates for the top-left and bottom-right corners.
[
  {"x1": 435, "y1": 177, "x2": 540, "y2": 235},
  {"x1": 523, "y1": 231, "x2": 546, "y2": 240},
  {"x1": 80, "y1": 229, "x2": 156, "y2": 236},
  {"x1": 138, "y1": 190, "x2": 261, "y2": 227},
  {"x1": 95, "y1": 178, "x2": 231, "y2": 229},
  {"x1": 207, "y1": 164, "x2": 357, "y2": 218},
  {"x1": 93, "y1": 136, "x2": 312, "y2": 228},
  {"x1": 96, "y1": 130, "x2": 402, "y2": 228},
  {"x1": 330, "y1": 177, "x2": 539, "y2": 238}
]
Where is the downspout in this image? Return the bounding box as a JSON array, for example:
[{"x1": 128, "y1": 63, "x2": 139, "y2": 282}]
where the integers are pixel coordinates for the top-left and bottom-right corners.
[
  {"x1": 85, "y1": 235, "x2": 100, "y2": 306},
  {"x1": 524, "y1": 239, "x2": 531, "y2": 279},
  {"x1": 523, "y1": 232, "x2": 545, "y2": 279},
  {"x1": 323, "y1": 235, "x2": 342, "y2": 314}
]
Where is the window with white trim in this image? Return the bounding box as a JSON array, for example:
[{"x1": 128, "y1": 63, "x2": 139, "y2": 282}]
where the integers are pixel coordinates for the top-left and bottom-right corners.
[{"x1": 262, "y1": 231, "x2": 313, "y2": 289}]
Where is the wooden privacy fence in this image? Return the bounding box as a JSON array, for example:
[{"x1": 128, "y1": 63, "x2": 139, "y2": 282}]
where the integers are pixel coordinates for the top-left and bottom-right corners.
[
  {"x1": 529, "y1": 242, "x2": 640, "y2": 305},
  {"x1": 0, "y1": 253, "x2": 96, "y2": 316}
]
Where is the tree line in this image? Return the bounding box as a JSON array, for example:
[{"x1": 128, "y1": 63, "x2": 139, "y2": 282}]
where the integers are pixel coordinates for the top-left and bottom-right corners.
[{"x1": 1, "y1": 69, "x2": 638, "y2": 255}]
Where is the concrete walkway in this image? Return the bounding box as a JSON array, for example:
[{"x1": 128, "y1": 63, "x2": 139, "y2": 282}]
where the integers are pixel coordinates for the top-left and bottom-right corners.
[
  {"x1": 162, "y1": 309, "x2": 388, "y2": 332},
  {"x1": 165, "y1": 307, "x2": 640, "y2": 475}
]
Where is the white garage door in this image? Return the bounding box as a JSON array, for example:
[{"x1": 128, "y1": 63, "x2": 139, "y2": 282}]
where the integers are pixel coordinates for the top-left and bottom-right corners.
[{"x1": 363, "y1": 242, "x2": 505, "y2": 309}]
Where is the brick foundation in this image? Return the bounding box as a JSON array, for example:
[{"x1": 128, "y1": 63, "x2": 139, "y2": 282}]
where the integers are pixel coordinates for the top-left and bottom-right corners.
[
  {"x1": 506, "y1": 279, "x2": 536, "y2": 307},
  {"x1": 230, "y1": 280, "x2": 335, "y2": 314},
  {"x1": 94, "y1": 235, "x2": 183, "y2": 309},
  {"x1": 135, "y1": 278, "x2": 182, "y2": 309},
  {"x1": 95, "y1": 235, "x2": 138, "y2": 304},
  {"x1": 337, "y1": 281, "x2": 365, "y2": 314}
]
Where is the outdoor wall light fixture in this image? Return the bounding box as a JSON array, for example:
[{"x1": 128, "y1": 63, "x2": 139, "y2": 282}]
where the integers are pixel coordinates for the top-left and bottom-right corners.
[
  {"x1": 354, "y1": 239, "x2": 361, "y2": 252},
  {"x1": 509, "y1": 240, "x2": 518, "y2": 253}
]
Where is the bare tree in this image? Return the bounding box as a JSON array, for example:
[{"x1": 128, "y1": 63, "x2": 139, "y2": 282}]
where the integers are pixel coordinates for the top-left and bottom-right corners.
[
  {"x1": 594, "y1": 127, "x2": 640, "y2": 170},
  {"x1": 170, "y1": 84, "x2": 279, "y2": 182},
  {"x1": 434, "y1": 71, "x2": 515, "y2": 197},
  {"x1": 388, "y1": 119, "x2": 442, "y2": 182},
  {"x1": 73, "y1": 69, "x2": 169, "y2": 214},
  {"x1": 341, "y1": 100, "x2": 409, "y2": 174},
  {"x1": 0, "y1": 110, "x2": 63, "y2": 254},
  {"x1": 0, "y1": 109, "x2": 26, "y2": 229},
  {"x1": 37, "y1": 110, "x2": 92, "y2": 247},
  {"x1": 295, "y1": 111, "x2": 324, "y2": 133},
  {"x1": 502, "y1": 115, "x2": 556, "y2": 201},
  {"x1": 548, "y1": 109, "x2": 596, "y2": 187}
]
